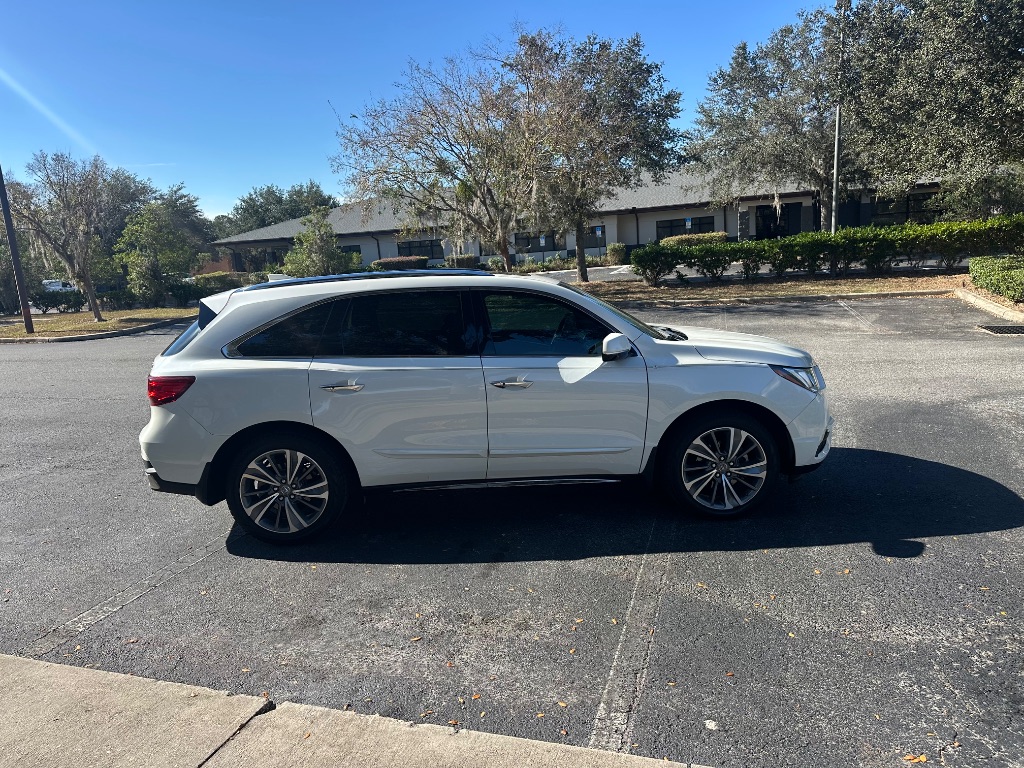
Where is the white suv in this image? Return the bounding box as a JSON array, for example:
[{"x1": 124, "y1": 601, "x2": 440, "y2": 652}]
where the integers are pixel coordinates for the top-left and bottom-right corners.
[{"x1": 141, "y1": 270, "x2": 833, "y2": 543}]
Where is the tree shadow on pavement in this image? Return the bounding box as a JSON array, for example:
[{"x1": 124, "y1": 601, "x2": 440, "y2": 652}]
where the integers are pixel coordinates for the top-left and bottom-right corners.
[{"x1": 225, "y1": 447, "x2": 1024, "y2": 565}]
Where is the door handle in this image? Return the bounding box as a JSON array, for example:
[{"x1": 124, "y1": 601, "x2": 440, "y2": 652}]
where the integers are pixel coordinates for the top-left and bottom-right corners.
[
  {"x1": 321, "y1": 381, "x2": 364, "y2": 392},
  {"x1": 490, "y1": 378, "x2": 532, "y2": 389}
]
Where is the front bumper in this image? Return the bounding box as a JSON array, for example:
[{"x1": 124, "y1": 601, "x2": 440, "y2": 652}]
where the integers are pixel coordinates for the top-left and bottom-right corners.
[{"x1": 787, "y1": 389, "x2": 834, "y2": 471}]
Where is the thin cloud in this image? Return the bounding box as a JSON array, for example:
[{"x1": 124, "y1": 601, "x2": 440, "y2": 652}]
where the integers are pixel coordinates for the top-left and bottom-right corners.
[{"x1": 0, "y1": 67, "x2": 97, "y2": 155}]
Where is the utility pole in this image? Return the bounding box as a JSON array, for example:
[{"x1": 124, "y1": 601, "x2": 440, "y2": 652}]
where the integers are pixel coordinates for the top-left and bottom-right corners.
[
  {"x1": 829, "y1": 0, "x2": 851, "y2": 276},
  {"x1": 0, "y1": 162, "x2": 34, "y2": 334}
]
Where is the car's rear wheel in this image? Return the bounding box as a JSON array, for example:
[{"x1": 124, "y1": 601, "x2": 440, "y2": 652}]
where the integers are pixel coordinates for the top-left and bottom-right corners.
[
  {"x1": 225, "y1": 433, "x2": 349, "y2": 543},
  {"x1": 663, "y1": 412, "x2": 779, "y2": 518}
]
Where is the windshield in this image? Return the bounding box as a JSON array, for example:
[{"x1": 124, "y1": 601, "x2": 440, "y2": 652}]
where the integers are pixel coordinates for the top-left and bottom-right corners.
[{"x1": 559, "y1": 282, "x2": 667, "y2": 340}]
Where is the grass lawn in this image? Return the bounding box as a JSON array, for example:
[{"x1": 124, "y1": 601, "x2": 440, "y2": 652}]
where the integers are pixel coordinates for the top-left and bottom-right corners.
[
  {"x1": 575, "y1": 271, "x2": 979, "y2": 305},
  {"x1": 0, "y1": 308, "x2": 196, "y2": 339}
]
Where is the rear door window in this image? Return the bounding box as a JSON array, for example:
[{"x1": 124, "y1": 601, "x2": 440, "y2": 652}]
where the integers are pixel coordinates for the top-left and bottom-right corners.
[{"x1": 317, "y1": 290, "x2": 478, "y2": 357}]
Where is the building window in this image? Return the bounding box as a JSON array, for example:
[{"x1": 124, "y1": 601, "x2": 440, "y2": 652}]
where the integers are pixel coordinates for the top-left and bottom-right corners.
[
  {"x1": 754, "y1": 203, "x2": 802, "y2": 239},
  {"x1": 871, "y1": 193, "x2": 937, "y2": 227},
  {"x1": 514, "y1": 231, "x2": 561, "y2": 253},
  {"x1": 656, "y1": 217, "x2": 715, "y2": 239},
  {"x1": 583, "y1": 226, "x2": 607, "y2": 249},
  {"x1": 340, "y1": 244, "x2": 362, "y2": 255},
  {"x1": 397, "y1": 239, "x2": 444, "y2": 258}
]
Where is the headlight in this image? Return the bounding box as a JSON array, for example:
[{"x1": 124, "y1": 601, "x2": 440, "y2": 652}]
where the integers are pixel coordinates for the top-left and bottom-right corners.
[{"x1": 770, "y1": 364, "x2": 824, "y2": 393}]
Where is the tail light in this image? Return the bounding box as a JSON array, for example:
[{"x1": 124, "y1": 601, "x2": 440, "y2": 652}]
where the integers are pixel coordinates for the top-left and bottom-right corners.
[{"x1": 147, "y1": 375, "x2": 196, "y2": 406}]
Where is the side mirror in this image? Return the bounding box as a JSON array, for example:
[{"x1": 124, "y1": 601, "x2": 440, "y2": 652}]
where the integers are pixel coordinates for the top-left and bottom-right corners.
[{"x1": 602, "y1": 333, "x2": 632, "y2": 362}]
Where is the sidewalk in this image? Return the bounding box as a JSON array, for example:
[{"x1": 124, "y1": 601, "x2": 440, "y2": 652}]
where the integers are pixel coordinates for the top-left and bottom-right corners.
[{"x1": 0, "y1": 655, "x2": 708, "y2": 768}]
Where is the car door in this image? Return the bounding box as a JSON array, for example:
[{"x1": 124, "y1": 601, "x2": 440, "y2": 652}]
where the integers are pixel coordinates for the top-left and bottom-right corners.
[
  {"x1": 308, "y1": 289, "x2": 488, "y2": 487},
  {"x1": 476, "y1": 289, "x2": 649, "y2": 479}
]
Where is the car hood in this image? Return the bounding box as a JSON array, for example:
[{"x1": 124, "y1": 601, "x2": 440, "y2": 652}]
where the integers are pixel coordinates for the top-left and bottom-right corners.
[{"x1": 664, "y1": 325, "x2": 814, "y2": 367}]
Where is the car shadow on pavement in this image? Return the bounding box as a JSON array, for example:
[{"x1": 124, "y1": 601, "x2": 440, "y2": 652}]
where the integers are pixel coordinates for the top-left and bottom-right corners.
[{"x1": 225, "y1": 447, "x2": 1024, "y2": 565}]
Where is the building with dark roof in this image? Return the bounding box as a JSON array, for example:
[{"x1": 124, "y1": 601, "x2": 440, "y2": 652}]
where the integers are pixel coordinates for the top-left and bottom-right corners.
[{"x1": 207, "y1": 171, "x2": 938, "y2": 272}]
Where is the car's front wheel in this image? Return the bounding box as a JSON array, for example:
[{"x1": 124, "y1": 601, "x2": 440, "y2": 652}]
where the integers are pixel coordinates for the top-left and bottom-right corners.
[
  {"x1": 225, "y1": 433, "x2": 349, "y2": 543},
  {"x1": 663, "y1": 412, "x2": 779, "y2": 518}
]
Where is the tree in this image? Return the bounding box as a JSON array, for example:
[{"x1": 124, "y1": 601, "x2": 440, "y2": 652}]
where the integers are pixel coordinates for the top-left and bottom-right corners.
[
  {"x1": 505, "y1": 31, "x2": 685, "y2": 281},
  {"x1": 334, "y1": 56, "x2": 541, "y2": 271},
  {"x1": 336, "y1": 31, "x2": 683, "y2": 279},
  {"x1": 846, "y1": 0, "x2": 1024, "y2": 193},
  {"x1": 0, "y1": 230, "x2": 46, "y2": 316},
  {"x1": 115, "y1": 184, "x2": 213, "y2": 306},
  {"x1": 282, "y1": 206, "x2": 359, "y2": 277},
  {"x1": 225, "y1": 181, "x2": 338, "y2": 236},
  {"x1": 690, "y1": 10, "x2": 865, "y2": 232},
  {"x1": 7, "y1": 152, "x2": 151, "y2": 321}
]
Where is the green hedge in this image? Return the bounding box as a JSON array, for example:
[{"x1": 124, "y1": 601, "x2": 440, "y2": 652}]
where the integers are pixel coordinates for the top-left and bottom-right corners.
[
  {"x1": 660, "y1": 231, "x2": 728, "y2": 248},
  {"x1": 371, "y1": 256, "x2": 430, "y2": 271},
  {"x1": 606, "y1": 242, "x2": 628, "y2": 265},
  {"x1": 631, "y1": 243, "x2": 680, "y2": 286},
  {"x1": 30, "y1": 289, "x2": 87, "y2": 314},
  {"x1": 444, "y1": 255, "x2": 481, "y2": 268},
  {"x1": 970, "y1": 256, "x2": 1024, "y2": 303},
  {"x1": 660, "y1": 214, "x2": 1024, "y2": 281},
  {"x1": 193, "y1": 271, "x2": 246, "y2": 293}
]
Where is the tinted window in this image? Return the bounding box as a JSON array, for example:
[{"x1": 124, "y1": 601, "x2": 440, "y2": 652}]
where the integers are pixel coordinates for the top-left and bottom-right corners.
[
  {"x1": 319, "y1": 290, "x2": 476, "y2": 357},
  {"x1": 481, "y1": 292, "x2": 611, "y2": 357},
  {"x1": 162, "y1": 321, "x2": 200, "y2": 356},
  {"x1": 235, "y1": 301, "x2": 335, "y2": 358}
]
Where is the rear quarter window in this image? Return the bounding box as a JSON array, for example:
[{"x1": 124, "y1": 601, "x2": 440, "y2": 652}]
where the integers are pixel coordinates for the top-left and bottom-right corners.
[
  {"x1": 161, "y1": 321, "x2": 200, "y2": 356},
  {"x1": 234, "y1": 301, "x2": 337, "y2": 358}
]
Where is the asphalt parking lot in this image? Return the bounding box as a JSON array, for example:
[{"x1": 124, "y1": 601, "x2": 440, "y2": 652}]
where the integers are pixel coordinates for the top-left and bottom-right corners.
[{"x1": 0, "y1": 296, "x2": 1021, "y2": 767}]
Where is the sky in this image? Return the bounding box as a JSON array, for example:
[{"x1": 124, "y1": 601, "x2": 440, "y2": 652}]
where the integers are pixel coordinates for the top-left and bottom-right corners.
[{"x1": 0, "y1": 0, "x2": 819, "y2": 217}]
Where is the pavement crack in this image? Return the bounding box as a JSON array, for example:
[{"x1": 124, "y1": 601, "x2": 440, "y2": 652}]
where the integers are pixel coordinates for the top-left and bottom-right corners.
[
  {"x1": 20, "y1": 530, "x2": 238, "y2": 658},
  {"x1": 196, "y1": 697, "x2": 275, "y2": 768},
  {"x1": 937, "y1": 730, "x2": 960, "y2": 765}
]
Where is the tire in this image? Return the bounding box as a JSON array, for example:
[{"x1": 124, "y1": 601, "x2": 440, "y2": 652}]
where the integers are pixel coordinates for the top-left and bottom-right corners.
[
  {"x1": 224, "y1": 432, "x2": 350, "y2": 543},
  {"x1": 662, "y1": 411, "x2": 780, "y2": 519}
]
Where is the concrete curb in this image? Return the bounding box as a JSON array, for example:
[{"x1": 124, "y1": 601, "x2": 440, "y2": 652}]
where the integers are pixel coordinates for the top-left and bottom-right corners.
[
  {"x1": 953, "y1": 287, "x2": 1024, "y2": 322},
  {"x1": 613, "y1": 288, "x2": 954, "y2": 309},
  {"x1": 0, "y1": 314, "x2": 197, "y2": 344},
  {"x1": 0, "y1": 654, "x2": 704, "y2": 768}
]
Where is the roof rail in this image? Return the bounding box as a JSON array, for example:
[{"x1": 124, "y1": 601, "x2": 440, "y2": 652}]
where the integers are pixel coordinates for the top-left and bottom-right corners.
[{"x1": 240, "y1": 269, "x2": 493, "y2": 292}]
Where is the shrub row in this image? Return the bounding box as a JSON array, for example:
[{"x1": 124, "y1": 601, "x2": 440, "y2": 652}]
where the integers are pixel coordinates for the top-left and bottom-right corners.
[
  {"x1": 970, "y1": 256, "x2": 1024, "y2": 303},
  {"x1": 659, "y1": 231, "x2": 729, "y2": 249},
  {"x1": 629, "y1": 215, "x2": 1024, "y2": 285},
  {"x1": 29, "y1": 289, "x2": 87, "y2": 313},
  {"x1": 371, "y1": 256, "x2": 430, "y2": 271}
]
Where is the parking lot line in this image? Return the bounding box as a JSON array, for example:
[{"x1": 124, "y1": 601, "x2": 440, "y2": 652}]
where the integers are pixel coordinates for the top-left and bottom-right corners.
[
  {"x1": 20, "y1": 530, "x2": 233, "y2": 658},
  {"x1": 589, "y1": 516, "x2": 676, "y2": 752}
]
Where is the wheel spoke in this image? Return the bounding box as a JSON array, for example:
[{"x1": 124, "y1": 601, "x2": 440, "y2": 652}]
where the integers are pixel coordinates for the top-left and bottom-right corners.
[
  {"x1": 726, "y1": 430, "x2": 750, "y2": 462},
  {"x1": 683, "y1": 469, "x2": 716, "y2": 492},
  {"x1": 243, "y1": 463, "x2": 279, "y2": 485},
  {"x1": 685, "y1": 437, "x2": 718, "y2": 463},
  {"x1": 732, "y1": 460, "x2": 766, "y2": 475},
  {"x1": 722, "y1": 476, "x2": 744, "y2": 509},
  {"x1": 283, "y1": 498, "x2": 308, "y2": 532},
  {"x1": 292, "y1": 480, "x2": 328, "y2": 499},
  {"x1": 245, "y1": 493, "x2": 278, "y2": 524},
  {"x1": 288, "y1": 451, "x2": 306, "y2": 484}
]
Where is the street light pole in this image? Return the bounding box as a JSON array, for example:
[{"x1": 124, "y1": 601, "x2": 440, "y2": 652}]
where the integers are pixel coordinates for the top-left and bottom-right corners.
[
  {"x1": 829, "y1": 0, "x2": 850, "y2": 276},
  {"x1": 831, "y1": 103, "x2": 842, "y2": 237},
  {"x1": 0, "y1": 162, "x2": 34, "y2": 334}
]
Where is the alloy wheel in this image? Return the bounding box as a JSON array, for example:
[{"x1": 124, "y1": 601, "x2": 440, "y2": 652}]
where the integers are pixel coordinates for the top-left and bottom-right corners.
[
  {"x1": 681, "y1": 427, "x2": 767, "y2": 511},
  {"x1": 239, "y1": 449, "x2": 330, "y2": 534}
]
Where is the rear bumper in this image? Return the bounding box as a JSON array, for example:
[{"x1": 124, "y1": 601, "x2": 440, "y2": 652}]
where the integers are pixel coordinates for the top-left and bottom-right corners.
[{"x1": 144, "y1": 461, "x2": 219, "y2": 506}]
